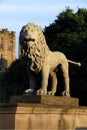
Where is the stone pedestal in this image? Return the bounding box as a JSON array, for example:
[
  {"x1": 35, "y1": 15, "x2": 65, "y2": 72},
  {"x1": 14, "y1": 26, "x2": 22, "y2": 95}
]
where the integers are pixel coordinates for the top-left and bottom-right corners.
[
  {"x1": 0, "y1": 95, "x2": 87, "y2": 130},
  {"x1": 10, "y1": 95, "x2": 78, "y2": 107},
  {"x1": 0, "y1": 102, "x2": 87, "y2": 130}
]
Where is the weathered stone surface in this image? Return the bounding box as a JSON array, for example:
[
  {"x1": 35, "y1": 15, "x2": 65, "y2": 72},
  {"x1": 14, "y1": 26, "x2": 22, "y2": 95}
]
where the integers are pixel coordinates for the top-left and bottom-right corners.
[
  {"x1": 0, "y1": 29, "x2": 16, "y2": 71},
  {"x1": 10, "y1": 95, "x2": 78, "y2": 106},
  {"x1": 0, "y1": 103, "x2": 87, "y2": 130}
]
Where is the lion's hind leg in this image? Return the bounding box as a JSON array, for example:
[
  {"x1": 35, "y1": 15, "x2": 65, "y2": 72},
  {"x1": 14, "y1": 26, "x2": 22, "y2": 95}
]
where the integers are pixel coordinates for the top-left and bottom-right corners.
[
  {"x1": 47, "y1": 71, "x2": 57, "y2": 96},
  {"x1": 61, "y1": 63, "x2": 70, "y2": 97}
]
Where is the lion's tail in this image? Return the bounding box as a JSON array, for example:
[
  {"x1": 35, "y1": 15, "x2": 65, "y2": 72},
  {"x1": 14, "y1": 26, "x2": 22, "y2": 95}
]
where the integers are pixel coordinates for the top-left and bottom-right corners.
[{"x1": 67, "y1": 60, "x2": 81, "y2": 66}]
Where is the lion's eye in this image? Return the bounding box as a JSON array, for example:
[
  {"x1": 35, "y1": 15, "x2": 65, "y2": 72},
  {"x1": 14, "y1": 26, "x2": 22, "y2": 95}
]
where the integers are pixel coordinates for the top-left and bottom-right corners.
[{"x1": 31, "y1": 29, "x2": 33, "y2": 32}]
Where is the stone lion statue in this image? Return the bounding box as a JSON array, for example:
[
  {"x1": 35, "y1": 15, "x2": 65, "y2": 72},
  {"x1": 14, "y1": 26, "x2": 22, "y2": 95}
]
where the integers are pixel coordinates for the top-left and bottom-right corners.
[{"x1": 19, "y1": 23, "x2": 81, "y2": 97}]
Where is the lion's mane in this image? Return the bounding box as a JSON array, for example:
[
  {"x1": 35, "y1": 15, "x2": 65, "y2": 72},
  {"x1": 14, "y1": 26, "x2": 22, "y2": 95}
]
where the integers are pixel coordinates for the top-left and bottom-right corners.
[{"x1": 19, "y1": 23, "x2": 50, "y2": 73}]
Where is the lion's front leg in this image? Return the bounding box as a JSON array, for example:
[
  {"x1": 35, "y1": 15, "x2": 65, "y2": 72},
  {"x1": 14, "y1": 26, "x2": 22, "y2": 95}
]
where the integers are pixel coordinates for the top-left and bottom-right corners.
[
  {"x1": 47, "y1": 71, "x2": 57, "y2": 96},
  {"x1": 24, "y1": 68, "x2": 37, "y2": 95},
  {"x1": 37, "y1": 67, "x2": 49, "y2": 95}
]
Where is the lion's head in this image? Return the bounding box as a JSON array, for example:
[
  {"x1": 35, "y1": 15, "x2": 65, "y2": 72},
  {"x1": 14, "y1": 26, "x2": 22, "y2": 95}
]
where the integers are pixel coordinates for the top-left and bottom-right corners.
[{"x1": 19, "y1": 23, "x2": 50, "y2": 73}]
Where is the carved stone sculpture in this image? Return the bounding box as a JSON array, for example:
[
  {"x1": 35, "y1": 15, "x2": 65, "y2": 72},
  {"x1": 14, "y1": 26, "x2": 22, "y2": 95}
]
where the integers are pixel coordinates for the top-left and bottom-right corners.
[{"x1": 19, "y1": 23, "x2": 81, "y2": 97}]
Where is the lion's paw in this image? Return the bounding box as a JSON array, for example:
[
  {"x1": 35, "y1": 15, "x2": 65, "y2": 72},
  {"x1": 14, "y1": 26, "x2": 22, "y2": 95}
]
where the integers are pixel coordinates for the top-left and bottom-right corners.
[
  {"x1": 37, "y1": 88, "x2": 47, "y2": 95},
  {"x1": 23, "y1": 88, "x2": 36, "y2": 95},
  {"x1": 62, "y1": 90, "x2": 70, "y2": 97},
  {"x1": 47, "y1": 91, "x2": 55, "y2": 96}
]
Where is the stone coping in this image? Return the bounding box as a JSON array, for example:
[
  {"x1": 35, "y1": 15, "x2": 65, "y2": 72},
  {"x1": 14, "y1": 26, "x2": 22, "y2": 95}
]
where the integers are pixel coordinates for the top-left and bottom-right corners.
[{"x1": 0, "y1": 102, "x2": 87, "y2": 115}]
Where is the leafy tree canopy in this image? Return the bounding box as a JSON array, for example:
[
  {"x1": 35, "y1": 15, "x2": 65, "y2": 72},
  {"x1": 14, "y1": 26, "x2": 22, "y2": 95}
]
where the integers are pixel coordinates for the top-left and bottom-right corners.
[{"x1": 44, "y1": 7, "x2": 87, "y2": 58}]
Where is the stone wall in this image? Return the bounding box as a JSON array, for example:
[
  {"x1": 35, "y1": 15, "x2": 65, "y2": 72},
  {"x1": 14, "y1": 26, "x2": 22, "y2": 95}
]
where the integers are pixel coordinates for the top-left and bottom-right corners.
[
  {"x1": 0, "y1": 29, "x2": 16, "y2": 71},
  {"x1": 0, "y1": 103, "x2": 87, "y2": 130}
]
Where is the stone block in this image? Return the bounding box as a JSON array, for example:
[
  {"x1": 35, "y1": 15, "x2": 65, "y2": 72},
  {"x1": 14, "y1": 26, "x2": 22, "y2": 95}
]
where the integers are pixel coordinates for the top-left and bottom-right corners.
[{"x1": 10, "y1": 95, "x2": 78, "y2": 107}]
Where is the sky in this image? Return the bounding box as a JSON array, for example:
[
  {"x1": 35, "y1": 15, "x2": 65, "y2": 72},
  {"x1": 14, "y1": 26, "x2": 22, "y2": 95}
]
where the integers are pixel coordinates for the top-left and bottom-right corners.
[{"x1": 0, "y1": 0, "x2": 87, "y2": 58}]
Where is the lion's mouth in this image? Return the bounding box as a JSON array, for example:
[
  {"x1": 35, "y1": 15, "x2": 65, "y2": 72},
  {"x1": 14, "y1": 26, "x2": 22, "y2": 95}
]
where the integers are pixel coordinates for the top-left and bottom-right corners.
[{"x1": 24, "y1": 38, "x2": 35, "y2": 42}]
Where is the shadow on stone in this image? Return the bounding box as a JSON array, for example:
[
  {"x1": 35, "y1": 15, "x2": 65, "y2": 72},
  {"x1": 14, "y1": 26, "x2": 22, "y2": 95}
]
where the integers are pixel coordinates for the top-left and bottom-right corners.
[{"x1": 0, "y1": 103, "x2": 17, "y2": 129}]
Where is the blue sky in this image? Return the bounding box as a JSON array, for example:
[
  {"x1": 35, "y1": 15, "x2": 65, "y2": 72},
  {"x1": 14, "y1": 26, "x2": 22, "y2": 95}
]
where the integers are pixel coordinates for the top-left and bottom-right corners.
[{"x1": 0, "y1": 0, "x2": 87, "y2": 57}]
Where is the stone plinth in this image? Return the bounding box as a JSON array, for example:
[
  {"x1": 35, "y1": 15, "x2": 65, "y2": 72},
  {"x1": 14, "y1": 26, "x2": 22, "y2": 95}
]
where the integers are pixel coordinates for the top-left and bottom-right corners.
[{"x1": 10, "y1": 95, "x2": 78, "y2": 107}]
